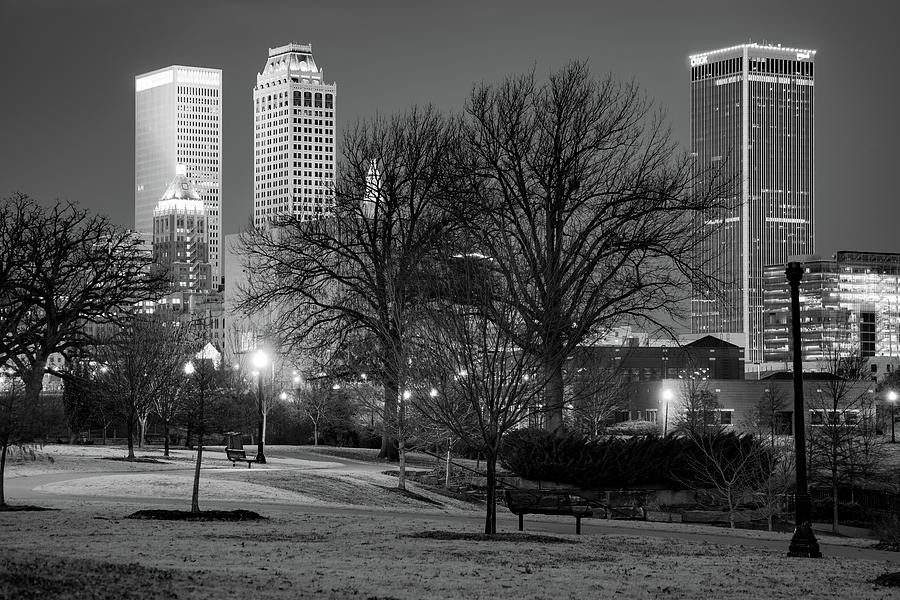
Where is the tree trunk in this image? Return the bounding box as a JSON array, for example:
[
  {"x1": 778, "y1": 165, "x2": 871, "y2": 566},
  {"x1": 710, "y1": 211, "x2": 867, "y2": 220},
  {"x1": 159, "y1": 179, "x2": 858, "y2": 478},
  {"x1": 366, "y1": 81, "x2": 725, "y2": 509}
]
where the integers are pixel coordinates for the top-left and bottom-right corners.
[
  {"x1": 22, "y1": 357, "x2": 48, "y2": 408},
  {"x1": 138, "y1": 415, "x2": 147, "y2": 448},
  {"x1": 185, "y1": 414, "x2": 193, "y2": 449},
  {"x1": 379, "y1": 377, "x2": 399, "y2": 461},
  {"x1": 485, "y1": 452, "x2": 497, "y2": 534},
  {"x1": 0, "y1": 442, "x2": 7, "y2": 508},
  {"x1": 163, "y1": 420, "x2": 170, "y2": 458},
  {"x1": 398, "y1": 434, "x2": 407, "y2": 491},
  {"x1": 313, "y1": 423, "x2": 318, "y2": 446},
  {"x1": 126, "y1": 410, "x2": 136, "y2": 460},
  {"x1": 191, "y1": 434, "x2": 203, "y2": 514},
  {"x1": 832, "y1": 482, "x2": 839, "y2": 534},
  {"x1": 544, "y1": 363, "x2": 565, "y2": 433}
]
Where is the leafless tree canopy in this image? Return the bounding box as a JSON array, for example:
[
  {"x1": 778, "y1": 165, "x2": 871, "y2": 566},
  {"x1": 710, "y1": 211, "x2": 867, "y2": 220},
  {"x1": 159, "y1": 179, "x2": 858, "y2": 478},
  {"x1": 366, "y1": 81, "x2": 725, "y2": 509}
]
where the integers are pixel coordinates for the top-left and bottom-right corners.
[
  {"x1": 0, "y1": 193, "x2": 167, "y2": 404},
  {"x1": 458, "y1": 61, "x2": 727, "y2": 430},
  {"x1": 237, "y1": 106, "x2": 463, "y2": 458}
]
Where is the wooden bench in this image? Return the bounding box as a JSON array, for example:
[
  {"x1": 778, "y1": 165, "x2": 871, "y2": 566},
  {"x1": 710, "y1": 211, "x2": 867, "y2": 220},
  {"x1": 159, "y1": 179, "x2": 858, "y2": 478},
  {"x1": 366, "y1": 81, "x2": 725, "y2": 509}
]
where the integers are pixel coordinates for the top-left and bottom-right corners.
[
  {"x1": 505, "y1": 490, "x2": 593, "y2": 534},
  {"x1": 225, "y1": 448, "x2": 257, "y2": 468}
]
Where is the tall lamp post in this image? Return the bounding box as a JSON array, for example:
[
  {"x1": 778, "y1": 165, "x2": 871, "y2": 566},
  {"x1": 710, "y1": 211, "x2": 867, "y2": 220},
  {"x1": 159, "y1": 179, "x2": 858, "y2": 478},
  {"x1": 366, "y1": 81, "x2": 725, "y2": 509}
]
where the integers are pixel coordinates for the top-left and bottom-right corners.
[
  {"x1": 889, "y1": 391, "x2": 897, "y2": 444},
  {"x1": 661, "y1": 388, "x2": 673, "y2": 436},
  {"x1": 253, "y1": 349, "x2": 268, "y2": 464},
  {"x1": 786, "y1": 261, "x2": 821, "y2": 558}
]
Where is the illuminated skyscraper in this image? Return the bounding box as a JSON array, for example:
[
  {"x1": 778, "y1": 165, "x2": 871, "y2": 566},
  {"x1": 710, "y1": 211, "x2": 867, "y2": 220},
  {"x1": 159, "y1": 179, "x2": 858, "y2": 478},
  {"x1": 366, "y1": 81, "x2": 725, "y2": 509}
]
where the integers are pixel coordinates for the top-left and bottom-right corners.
[
  {"x1": 689, "y1": 43, "x2": 816, "y2": 364},
  {"x1": 253, "y1": 43, "x2": 336, "y2": 227},
  {"x1": 135, "y1": 65, "x2": 222, "y2": 287}
]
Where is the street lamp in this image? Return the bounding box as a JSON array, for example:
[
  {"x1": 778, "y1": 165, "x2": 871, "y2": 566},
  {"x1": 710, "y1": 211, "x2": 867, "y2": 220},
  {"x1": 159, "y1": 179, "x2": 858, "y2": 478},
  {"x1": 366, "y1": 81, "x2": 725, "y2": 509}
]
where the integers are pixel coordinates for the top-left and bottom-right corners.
[
  {"x1": 252, "y1": 349, "x2": 268, "y2": 464},
  {"x1": 889, "y1": 391, "x2": 897, "y2": 444},
  {"x1": 786, "y1": 261, "x2": 821, "y2": 558},
  {"x1": 661, "y1": 388, "x2": 673, "y2": 436}
]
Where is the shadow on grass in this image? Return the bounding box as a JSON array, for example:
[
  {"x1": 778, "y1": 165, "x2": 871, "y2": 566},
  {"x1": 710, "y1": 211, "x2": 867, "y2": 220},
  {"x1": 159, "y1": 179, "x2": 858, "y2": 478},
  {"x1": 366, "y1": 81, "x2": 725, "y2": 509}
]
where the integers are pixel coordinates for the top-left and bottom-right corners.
[
  {"x1": 126, "y1": 509, "x2": 265, "y2": 521},
  {"x1": 102, "y1": 457, "x2": 169, "y2": 464},
  {"x1": 0, "y1": 505, "x2": 54, "y2": 512},
  {"x1": 377, "y1": 485, "x2": 443, "y2": 506},
  {"x1": 407, "y1": 530, "x2": 576, "y2": 543}
]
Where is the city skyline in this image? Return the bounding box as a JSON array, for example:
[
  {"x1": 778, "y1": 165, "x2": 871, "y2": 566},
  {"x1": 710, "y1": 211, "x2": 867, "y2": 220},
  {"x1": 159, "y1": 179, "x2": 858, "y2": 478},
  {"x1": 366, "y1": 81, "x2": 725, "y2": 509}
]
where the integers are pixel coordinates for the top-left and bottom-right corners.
[{"x1": 1, "y1": 0, "x2": 899, "y2": 259}]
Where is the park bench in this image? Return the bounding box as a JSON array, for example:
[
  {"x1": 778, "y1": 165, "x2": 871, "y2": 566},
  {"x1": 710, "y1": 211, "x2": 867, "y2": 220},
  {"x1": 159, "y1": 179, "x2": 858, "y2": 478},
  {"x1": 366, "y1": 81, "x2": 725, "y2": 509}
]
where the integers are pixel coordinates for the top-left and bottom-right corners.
[
  {"x1": 225, "y1": 448, "x2": 257, "y2": 468},
  {"x1": 504, "y1": 489, "x2": 594, "y2": 534}
]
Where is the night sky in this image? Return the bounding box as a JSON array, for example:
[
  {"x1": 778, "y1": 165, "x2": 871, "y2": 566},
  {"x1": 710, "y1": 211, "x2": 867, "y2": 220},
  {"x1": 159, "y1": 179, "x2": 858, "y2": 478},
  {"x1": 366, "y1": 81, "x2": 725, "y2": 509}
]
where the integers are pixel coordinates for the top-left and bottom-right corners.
[{"x1": 1, "y1": 0, "x2": 897, "y2": 257}]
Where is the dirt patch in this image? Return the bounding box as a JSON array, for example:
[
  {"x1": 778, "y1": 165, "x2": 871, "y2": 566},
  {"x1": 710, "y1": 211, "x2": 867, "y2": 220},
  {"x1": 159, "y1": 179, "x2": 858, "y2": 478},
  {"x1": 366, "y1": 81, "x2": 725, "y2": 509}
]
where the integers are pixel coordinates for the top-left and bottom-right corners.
[
  {"x1": 126, "y1": 509, "x2": 264, "y2": 521},
  {"x1": 407, "y1": 530, "x2": 576, "y2": 544}
]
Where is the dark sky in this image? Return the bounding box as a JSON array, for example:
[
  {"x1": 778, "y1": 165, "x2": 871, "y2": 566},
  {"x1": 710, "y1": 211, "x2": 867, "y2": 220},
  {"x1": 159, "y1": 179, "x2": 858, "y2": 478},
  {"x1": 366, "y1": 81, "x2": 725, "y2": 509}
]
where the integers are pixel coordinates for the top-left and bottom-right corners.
[{"x1": 1, "y1": 0, "x2": 897, "y2": 257}]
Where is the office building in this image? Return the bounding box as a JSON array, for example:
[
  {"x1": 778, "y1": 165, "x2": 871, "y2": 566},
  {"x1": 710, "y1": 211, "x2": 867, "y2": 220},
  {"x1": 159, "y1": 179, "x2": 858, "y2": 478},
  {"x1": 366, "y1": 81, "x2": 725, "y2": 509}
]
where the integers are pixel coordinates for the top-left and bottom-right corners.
[
  {"x1": 689, "y1": 43, "x2": 816, "y2": 365},
  {"x1": 152, "y1": 167, "x2": 212, "y2": 293},
  {"x1": 135, "y1": 65, "x2": 222, "y2": 287},
  {"x1": 764, "y1": 252, "x2": 900, "y2": 366},
  {"x1": 253, "y1": 43, "x2": 336, "y2": 227}
]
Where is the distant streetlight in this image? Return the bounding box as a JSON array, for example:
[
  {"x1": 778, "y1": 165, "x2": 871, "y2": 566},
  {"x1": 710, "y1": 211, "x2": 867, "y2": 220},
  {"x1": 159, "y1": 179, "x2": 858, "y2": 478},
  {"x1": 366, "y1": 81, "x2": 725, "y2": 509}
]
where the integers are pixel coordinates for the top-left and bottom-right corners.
[
  {"x1": 889, "y1": 391, "x2": 897, "y2": 444},
  {"x1": 184, "y1": 362, "x2": 195, "y2": 376},
  {"x1": 252, "y1": 349, "x2": 268, "y2": 464},
  {"x1": 279, "y1": 391, "x2": 287, "y2": 401},
  {"x1": 429, "y1": 388, "x2": 438, "y2": 398},
  {"x1": 661, "y1": 388, "x2": 674, "y2": 436}
]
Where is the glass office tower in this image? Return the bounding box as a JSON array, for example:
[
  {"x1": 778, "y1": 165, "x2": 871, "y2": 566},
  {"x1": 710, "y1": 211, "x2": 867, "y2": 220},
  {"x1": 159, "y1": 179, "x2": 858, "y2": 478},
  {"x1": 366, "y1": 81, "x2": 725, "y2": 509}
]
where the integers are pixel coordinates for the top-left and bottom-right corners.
[
  {"x1": 135, "y1": 66, "x2": 222, "y2": 287},
  {"x1": 689, "y1": 43, "x2": 816, "y2": 364},
  {"x1": 253, "y1": 43, "x2": 336, "y2": 227}
]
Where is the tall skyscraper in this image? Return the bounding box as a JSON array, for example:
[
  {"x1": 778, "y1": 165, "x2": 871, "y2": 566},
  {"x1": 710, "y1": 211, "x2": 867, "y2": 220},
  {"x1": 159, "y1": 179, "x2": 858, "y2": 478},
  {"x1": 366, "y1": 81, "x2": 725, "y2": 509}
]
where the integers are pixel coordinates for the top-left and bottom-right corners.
[
  {"x1": 135, "y1": 65, "x2": 222, "y2": 287},
  {"x1": 253, "y1": 43, "x2": 336, "y2": 227},
  {"x1": 689, "y1": 43, "x2": 816, "y2": 364}
]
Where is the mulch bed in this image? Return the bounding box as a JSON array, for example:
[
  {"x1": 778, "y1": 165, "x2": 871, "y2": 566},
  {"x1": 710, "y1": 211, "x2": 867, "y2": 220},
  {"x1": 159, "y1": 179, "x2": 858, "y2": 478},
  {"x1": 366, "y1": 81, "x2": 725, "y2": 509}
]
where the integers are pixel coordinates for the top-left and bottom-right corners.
[
  {"x1": 0, "y1": 505, "x2": 53, "y2": 512},
  {"x1": 126, "y1": 509, "x2": 264, "y2": 521},
  {"x1": 874, "y1": 572, "x2": 900, "y2": 587},
  {"x1": 874, "y1": 541, "x2": 900, "y2": 552},
  {"x1": 407, "y1": 530, "x2": 576, "y2": 544}
]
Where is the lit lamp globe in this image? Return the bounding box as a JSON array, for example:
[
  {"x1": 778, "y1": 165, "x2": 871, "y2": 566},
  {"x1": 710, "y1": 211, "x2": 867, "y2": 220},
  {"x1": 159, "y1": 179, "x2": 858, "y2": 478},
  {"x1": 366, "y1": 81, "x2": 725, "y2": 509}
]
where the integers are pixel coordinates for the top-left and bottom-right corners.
[
  {"x1": 184, "y1": 362, "x2": 195, "y2": 375},
  {"x1": 252, "y1": 349, "x2": 268, "y2": 370}
]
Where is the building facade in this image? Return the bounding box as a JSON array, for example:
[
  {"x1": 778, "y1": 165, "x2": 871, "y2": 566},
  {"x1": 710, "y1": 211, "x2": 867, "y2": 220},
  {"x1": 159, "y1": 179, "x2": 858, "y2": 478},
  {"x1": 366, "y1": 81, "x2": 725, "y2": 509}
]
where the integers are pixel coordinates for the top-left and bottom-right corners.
[
  {"x1": 135, "y1": 65, "x2": 222, "y2": 287},
  {"x1": 152, "y1": 168, "x2": 212, "y2": 294},
  {"x1": 253, "y1": 43, "x2": 336, "y2": 227},
  {"x1": 764, "y1": 252, "x2": 900, "y2": 364},
  {"x1": 689, "y1": 43, "x2": 816, "y2": 365}
]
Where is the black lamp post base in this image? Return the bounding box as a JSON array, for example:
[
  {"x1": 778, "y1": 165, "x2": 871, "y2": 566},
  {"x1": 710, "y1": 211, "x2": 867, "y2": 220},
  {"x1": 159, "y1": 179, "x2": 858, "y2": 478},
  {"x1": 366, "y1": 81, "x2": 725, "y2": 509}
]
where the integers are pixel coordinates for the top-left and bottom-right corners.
[{"x1": 788, "y1": 522, "x2": 822, "y2": 558}]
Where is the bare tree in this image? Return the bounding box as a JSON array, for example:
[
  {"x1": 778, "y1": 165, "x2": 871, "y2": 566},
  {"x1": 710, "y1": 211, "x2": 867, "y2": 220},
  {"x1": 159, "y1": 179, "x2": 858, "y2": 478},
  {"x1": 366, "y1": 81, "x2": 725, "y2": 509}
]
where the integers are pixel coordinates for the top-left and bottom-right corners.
[
  {"x1": 743, "y1": 388, "x2": 795, "y2": 531},
  {"x1": 682, "y1": 431, "x2": 770, "y2": 529},
  {"x1": 0, "y1": 375, "x2": 34, "y2": 507},
  {"x1": 94, "y1": 317, "x2": 190, "y2": 458},
  {"x1": 673, "y1": 377, "x2": 722, "y2": 437},
  {"x1": 183, "y1": 354, "x2": 220, "y2": 514},
  {"x1": 413, "y1": 255, "x2": 552, "y2": 534},
  {"x1": 237, "y1": 106, "x2": 462, "y2": 460},
  {"x1": 0, "y1": 193, "x2": 166, "y2": 409},
  {"x1": 458, "y1": 62, "x2": 726, "y2": 432},
  {"x1": 294, "y1": 386, "x2": 331, "y2": 446},
  {"x1": 806, "y1": 351, "x2": 884, "y2": 533}
]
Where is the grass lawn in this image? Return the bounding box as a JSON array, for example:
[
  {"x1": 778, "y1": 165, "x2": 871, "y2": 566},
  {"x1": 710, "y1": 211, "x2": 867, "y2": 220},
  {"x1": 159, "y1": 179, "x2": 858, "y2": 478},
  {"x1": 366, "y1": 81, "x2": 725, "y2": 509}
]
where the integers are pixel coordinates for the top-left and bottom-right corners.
[{"x1": 0, "y1": 444, "x2": 897, "y2": 599}]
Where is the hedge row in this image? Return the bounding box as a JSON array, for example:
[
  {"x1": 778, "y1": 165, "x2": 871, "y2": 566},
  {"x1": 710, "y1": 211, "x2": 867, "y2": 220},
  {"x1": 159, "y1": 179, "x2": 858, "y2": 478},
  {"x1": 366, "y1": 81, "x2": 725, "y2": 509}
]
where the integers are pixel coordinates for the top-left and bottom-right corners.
[{"x1": 499, "y1": 428, "x2": 770, "y2": 490}]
